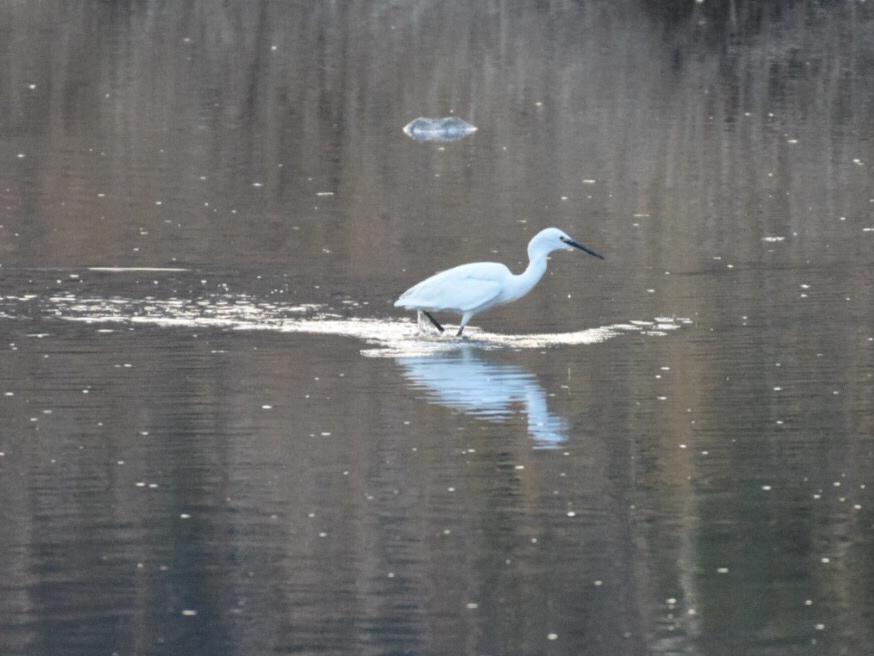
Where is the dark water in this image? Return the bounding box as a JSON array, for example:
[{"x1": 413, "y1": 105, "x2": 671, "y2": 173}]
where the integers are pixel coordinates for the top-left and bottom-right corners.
[{"x1": 2, "y1": 1, "x2": 874, "y2": 655}]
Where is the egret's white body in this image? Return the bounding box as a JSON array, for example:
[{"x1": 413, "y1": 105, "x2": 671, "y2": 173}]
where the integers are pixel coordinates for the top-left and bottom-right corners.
[{"x1": 395, "y1": 227, "x2": 603, "y2": 335}]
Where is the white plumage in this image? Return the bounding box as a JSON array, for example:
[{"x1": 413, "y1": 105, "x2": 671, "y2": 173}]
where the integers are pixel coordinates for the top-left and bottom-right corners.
[{"x1": 395, "y1": 227, "x2": 603, "y2": 336}]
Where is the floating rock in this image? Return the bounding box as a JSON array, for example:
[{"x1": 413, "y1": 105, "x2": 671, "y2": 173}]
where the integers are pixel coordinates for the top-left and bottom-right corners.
[{"x1": 402, "y1": 117, "x2": 478, "y2": 141}]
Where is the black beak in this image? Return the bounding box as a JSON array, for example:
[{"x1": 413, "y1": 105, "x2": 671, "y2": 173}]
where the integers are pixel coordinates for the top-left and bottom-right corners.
[{"x1": 562, "y1": 237, "x2": 604, "y2": 260}]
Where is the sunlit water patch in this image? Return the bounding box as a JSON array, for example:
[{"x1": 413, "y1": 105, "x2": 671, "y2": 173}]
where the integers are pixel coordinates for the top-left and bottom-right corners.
[
  {"x1": 402, "y1": 116, "x2": 478, "y2": 141},
  {"x1": 3, "y1": 291, "x2": 690, "y2": 355}
]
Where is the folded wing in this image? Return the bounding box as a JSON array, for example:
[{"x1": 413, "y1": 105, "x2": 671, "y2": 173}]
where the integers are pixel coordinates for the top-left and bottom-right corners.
[{"x1": 395, "y1": 262, "x2": 509, "y2": 313}]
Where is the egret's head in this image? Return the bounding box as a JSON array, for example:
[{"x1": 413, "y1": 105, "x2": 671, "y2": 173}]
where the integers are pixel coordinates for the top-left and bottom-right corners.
[{"x1": 529, "y1": 227, "x2": 604, "y2": 260}]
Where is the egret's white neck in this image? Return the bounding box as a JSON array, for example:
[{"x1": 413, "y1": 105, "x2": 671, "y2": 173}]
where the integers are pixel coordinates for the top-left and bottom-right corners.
[{"x1": 504, "y1": 255, "x2": 549, "y2": 304}]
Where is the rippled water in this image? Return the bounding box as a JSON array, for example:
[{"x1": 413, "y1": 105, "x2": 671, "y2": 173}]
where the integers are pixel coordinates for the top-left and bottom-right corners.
[{"x1": 2, "y1": 2, "x2": 874, "y2": 656}]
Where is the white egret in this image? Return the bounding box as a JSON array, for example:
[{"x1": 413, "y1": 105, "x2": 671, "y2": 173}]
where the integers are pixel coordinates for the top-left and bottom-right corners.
[{"x1": 395, "y1": 227, "x2": 603, "y2": 336}]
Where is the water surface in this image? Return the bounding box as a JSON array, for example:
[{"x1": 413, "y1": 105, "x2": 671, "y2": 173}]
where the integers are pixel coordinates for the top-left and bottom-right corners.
[{"x1": 1, "y1": 2, "x2": 873, "y2": 655}]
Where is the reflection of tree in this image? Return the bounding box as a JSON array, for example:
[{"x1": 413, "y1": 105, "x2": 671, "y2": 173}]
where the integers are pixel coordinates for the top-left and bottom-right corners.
[{"x1": 640, "y1": 0, "x2": 808, "y2": 36}]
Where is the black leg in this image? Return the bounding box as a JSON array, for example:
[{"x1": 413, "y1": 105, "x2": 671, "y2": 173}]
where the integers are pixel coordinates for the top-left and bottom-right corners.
[
  {"x1": 456, "y1": 326, "x2": 464, "y2": 336},
  {"x1": 423, "y1": 311, "x2": 444, "y2": 333}
]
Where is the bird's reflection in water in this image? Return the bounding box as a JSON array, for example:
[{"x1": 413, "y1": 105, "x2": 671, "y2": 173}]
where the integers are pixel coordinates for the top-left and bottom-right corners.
[{"x1": 396, "y1": 348, "x2": 569, "y2": 448}]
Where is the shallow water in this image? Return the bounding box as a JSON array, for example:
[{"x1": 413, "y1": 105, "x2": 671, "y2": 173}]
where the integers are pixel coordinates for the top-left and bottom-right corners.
[{"x1": 2, "y1": 2, "x2": 874, "y2": 655}]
